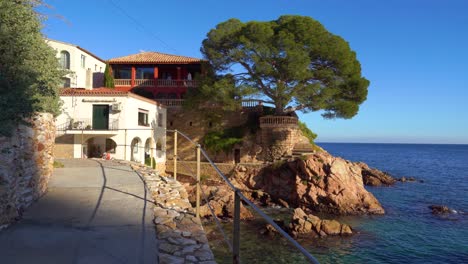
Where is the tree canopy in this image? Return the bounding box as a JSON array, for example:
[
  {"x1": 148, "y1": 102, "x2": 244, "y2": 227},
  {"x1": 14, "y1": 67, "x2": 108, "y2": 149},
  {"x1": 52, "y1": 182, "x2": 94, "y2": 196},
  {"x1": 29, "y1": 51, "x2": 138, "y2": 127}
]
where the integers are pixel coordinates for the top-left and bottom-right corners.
[
  {"x1": 0, "y1": 0, "x2": 64, "y2": 136},
  {"x1": 199, "y1": 15, "x2": 369, "y2": 117}
]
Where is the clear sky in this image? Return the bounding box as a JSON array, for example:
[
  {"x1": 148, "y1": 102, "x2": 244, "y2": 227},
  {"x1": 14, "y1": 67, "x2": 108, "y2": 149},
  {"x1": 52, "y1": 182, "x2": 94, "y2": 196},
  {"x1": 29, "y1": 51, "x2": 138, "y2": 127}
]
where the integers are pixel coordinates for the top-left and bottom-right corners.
[{"x1": 40, "y1": 0, "x2": 468, "y2": 144}]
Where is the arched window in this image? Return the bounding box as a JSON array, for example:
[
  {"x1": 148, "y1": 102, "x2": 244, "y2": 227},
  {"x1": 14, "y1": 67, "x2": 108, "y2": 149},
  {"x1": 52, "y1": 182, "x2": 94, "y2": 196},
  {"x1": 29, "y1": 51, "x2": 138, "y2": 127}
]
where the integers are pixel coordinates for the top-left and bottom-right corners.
[{"x1": 60, "y1": 51, "x2": 70, "y2": 69}]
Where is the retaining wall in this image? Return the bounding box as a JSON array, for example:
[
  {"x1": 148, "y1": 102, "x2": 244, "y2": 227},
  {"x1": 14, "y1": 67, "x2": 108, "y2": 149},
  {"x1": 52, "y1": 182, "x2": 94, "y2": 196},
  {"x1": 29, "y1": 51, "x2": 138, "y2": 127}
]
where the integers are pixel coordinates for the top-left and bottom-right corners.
[{"x1": 0, "y1": 113, "x2": 55, "y2": 229}]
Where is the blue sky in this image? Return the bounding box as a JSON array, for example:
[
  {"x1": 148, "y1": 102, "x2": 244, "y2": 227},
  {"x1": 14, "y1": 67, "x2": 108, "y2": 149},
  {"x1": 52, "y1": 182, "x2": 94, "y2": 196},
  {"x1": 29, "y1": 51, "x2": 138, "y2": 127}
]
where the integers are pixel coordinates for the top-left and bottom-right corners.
[{"x1": 41, "y1": 0, "x2": 468, "y2": 144}]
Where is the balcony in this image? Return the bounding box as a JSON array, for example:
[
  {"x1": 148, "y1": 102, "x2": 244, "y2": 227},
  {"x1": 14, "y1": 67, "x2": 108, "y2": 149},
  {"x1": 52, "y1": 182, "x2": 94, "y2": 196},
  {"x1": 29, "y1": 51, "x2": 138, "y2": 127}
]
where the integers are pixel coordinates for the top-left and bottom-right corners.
[
  {"x1": 57, "y1": 118, "x2": 119, "y2": 135},
  {"x1": 114, "y1": 79, "x2": 197, "y2": 88}
]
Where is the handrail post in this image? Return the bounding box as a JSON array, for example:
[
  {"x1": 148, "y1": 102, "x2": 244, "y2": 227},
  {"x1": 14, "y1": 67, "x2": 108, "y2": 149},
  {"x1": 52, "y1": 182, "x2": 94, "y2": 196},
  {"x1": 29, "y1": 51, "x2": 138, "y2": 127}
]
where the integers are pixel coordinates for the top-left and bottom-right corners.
[
  {"x1": 150, "y1": 128, "x2": 154, "y2": 169},
  {"x1": 124, "y1": 129, "x2": 128, "y2": 160},
  {"x1": 233, "y1": 190, "x2": 241, "y2": 264},
  {"x1": 174, "y1": 130, "x2": 178, "y2": 180},
  {"x1": 81, "y1": 130, "x2": 84, "y2": 158},
  {"x1": 196, "y1": 144, "x2": 201, "y2": 218}
]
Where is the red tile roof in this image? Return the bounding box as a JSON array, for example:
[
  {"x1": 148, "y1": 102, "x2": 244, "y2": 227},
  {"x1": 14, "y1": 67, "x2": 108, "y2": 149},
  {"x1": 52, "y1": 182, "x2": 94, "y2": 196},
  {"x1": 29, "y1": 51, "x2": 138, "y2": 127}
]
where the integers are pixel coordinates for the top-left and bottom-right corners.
[
  {"x1": 108, "y1": 51, "x2": 203, "y2": 64},
  {"x1": 59, "y1": 88, "x2": 164, "y2": 107},
  {"x1": 60, "y1": 88, "x2": 128, "y2": 96}
]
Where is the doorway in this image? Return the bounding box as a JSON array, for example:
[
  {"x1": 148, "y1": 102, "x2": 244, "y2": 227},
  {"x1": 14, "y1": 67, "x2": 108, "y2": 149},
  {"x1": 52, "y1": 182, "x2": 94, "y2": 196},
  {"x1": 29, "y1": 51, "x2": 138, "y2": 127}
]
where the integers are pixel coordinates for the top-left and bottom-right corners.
[
  {"x1": 92, "y1": 105, "x2": 109, "y2": 130},
  {"x1": 234, "y1": 149, "x2": 240, "y2": 164}
]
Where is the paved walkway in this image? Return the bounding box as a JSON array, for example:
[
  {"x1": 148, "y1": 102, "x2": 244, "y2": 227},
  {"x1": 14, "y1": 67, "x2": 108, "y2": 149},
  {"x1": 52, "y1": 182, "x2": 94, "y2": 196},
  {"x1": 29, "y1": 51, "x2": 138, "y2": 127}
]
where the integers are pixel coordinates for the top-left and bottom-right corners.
[{"x1": 0, "y1": 159, "x2": 158, "y2": 264}]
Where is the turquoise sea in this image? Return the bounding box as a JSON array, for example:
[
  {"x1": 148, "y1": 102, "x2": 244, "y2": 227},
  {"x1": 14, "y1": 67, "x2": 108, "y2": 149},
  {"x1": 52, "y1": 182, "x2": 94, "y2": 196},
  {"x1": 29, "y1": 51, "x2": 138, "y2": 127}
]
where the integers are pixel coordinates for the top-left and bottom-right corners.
[{"x1": 207, "y1": 143, "x2": 468, "y2": 263}]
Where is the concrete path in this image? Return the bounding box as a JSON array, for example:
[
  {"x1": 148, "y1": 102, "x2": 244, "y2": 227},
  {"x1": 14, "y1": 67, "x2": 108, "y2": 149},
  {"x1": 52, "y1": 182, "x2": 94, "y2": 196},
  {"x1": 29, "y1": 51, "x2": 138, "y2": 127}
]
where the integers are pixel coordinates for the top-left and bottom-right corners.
[{"x1": 0, "y1": 159, "x2": 158, "y2": 264}]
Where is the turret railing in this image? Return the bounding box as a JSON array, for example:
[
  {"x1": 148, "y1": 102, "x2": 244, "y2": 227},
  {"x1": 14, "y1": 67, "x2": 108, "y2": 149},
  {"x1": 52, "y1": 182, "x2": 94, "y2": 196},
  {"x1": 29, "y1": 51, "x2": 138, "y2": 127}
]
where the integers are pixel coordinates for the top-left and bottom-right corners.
[{"x1": 259, "y1": 115, "x2": 298, "y2": 127}]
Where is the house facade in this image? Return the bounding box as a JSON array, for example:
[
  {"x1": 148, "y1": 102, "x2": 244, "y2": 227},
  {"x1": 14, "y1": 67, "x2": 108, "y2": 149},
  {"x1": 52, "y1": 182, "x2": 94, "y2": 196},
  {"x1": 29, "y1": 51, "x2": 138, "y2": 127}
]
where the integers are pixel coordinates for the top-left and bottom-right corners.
[
  {"x1": 55, "y1": 88, "x2": 167, "y2": 171},
  {"x1": 46, "y1": 38, "x2": 106, "y2": 89},
  {"x1": 108, "y1": 51, "x2": 204, "y2": 107}
]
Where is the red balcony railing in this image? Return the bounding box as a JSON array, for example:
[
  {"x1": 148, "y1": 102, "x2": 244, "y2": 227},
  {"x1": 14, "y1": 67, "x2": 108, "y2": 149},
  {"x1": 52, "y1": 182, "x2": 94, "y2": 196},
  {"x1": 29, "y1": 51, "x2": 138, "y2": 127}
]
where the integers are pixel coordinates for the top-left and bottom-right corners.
[{"x1": 114, "y1": 79, "x2": 197, "y2": 88}]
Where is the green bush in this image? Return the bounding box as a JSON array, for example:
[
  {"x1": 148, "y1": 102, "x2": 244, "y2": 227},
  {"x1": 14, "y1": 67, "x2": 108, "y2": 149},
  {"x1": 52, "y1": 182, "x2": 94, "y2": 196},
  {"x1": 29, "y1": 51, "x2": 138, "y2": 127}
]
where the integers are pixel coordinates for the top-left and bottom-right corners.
[
  {"x1": 0, "y1": 0, "x2": 65, "y2": 136},
  {"x1": 203, "y1": 130, "x2": 243, "y2": 153},
  {"x1": 298, "y1": 121, "x2": 317, "y2": 144},
  {"x1": 53, "y1": 161, "x2": 64, "y2": 168}
]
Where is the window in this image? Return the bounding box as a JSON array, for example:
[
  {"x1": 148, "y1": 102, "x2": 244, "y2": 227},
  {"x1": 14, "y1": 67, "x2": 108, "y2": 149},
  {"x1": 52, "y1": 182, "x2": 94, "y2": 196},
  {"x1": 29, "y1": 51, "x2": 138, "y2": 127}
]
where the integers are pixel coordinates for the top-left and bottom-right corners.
[
  {"x1": 136, "y1": 67, "x2": 154, "y2": 79},
  {"x1": 95, "y1": 64, "x2": 97, "y2": 71},
  {"x1": 81, "y1": 54, "x2": 86, "y2": 68},
  {"x1": 114, "y1": 66, "x2": 131, "y2": 79},
  {"x1": 158, "y1": 113, "x2": 163, "y2": 127},
  {"x1": 138, "y1": 109, "x2": 149, "y2": 126},
  {"x1": 62, "y1": 77, "x2": 71, "y2": 88},
  {"x1": 60, "y1": 51, "x2": 70, "y2": 69},
  {"x1": 100, "y1": 67, "x2": 102, "y2": 72}
]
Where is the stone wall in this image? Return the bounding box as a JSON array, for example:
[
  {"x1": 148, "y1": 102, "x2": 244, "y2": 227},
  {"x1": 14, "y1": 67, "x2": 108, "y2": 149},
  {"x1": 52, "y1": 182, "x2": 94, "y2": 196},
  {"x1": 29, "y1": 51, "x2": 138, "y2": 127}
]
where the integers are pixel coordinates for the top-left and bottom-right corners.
[
  {"x1": 166, "y1": 108, "x2": 261, "y2": 163},
  {"x1": 0, "y1": 113, "x2": 56, "y2": 229},
  {"x1": 129, "y1": 162, "x2": 216, "y2": 264},
  {"x1": 166, "y1": 108, "x2": 308, "y2": 164},
  {"x1": 166, "y1": 161, "x2": 236, "y2": 178},
  {"x1": 54, "y1": 134, "x2": 74, "y2": 159}
]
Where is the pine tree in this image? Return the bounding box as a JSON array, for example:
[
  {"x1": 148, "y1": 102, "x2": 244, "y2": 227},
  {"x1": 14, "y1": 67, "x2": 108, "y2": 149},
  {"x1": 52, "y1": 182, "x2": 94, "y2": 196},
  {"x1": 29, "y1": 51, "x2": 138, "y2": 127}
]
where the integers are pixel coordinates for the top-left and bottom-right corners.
[{"x1": 199, "y1": 16, "x2": 369, "y2": 117}]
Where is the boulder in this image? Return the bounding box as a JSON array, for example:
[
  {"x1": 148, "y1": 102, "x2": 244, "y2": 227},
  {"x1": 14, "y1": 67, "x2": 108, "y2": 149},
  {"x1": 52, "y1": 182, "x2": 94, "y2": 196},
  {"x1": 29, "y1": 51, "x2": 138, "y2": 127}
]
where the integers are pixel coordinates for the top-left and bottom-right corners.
[
  {"x1": 187, "y1": 185, "x2": 254, "y2": 220},
  {"x1": 234, "y1": 152, "x2": 385, "y2": 215},
  {"x1": 289, "y1": 208, "x2": 352, "y2": 237},
  {"x1": 357, "y1": 162, "x2": 397, "y2": 186},
  {"x1": 429, "y1": 205, "x2": 456, "y2": 215}
]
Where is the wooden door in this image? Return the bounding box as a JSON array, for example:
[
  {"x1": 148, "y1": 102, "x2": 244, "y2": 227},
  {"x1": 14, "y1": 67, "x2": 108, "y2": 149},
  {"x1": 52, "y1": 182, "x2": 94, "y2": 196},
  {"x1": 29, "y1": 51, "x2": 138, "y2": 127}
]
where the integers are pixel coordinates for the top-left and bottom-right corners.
[{"x1": 92, "y1": 105, "x2": 109, "y2": 130}]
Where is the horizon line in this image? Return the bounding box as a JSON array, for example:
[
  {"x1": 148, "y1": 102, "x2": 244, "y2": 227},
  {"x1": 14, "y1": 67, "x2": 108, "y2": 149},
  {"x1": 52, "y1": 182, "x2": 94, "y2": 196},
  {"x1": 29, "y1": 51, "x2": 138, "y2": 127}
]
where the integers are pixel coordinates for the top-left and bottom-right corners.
[{"x1": 315, "y1": 141, "x2": 468, "y2": 145}]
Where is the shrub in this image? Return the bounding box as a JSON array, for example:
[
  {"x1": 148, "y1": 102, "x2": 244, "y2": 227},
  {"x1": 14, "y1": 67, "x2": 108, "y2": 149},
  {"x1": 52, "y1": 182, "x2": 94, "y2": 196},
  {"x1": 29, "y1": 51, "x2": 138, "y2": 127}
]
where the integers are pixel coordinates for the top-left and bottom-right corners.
[{"x1": 298, "y1": 121, "x2": 317, "y2": 144}]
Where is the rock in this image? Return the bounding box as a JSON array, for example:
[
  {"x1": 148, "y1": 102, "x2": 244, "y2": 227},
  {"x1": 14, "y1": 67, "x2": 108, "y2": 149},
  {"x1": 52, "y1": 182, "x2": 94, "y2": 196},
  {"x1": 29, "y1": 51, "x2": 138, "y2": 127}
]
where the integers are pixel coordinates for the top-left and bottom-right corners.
[
  {"x1": 234, "y1": 152, "x2": 385, "y2": 215},
  {"x1": 265, "y1": 224, "x2": 279, "y2": 235},
  {"x1": 159, "y1": 253, "x2": 184, "y2": 264},
  {"x1": 357, "y1": 162, "x2": 396, "y2": 186},
  {"x1": 188, "y1": 185, "x2": 254, "y2": 220},
  {"x1": 277, "y1": 198, "x2": 290, "y2": 208},
  {"x1": 429, "y1": 205, "x2": 456, "y2": 214},
  {"x1": 398, "y1": 176, "x2": 420, "y2": 183},
  {"x1": 289, "y1": 208, "x2": 353, "y2": 237},
  {"x1": 321, "y1": 220, "x2": 342, "y2": 235}
]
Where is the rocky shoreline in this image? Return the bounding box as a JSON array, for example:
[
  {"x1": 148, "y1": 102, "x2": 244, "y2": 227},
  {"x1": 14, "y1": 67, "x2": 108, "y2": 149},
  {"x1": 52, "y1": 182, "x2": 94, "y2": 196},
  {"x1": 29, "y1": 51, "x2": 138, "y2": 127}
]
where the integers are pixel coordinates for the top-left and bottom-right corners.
[{"x1": 181, "y1": 149, "x2": 432, "y2": 241}]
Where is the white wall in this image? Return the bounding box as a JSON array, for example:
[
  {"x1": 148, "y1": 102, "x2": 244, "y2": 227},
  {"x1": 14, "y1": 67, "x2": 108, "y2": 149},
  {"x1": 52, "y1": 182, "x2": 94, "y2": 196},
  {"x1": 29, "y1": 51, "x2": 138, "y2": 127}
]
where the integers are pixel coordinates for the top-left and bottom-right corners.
[
  {"x1": 46, "y1": 39, "x2": 106, "y2": 89},
  {"x1": 56, "y1": 94, "x2": 167, "y2": 164}
]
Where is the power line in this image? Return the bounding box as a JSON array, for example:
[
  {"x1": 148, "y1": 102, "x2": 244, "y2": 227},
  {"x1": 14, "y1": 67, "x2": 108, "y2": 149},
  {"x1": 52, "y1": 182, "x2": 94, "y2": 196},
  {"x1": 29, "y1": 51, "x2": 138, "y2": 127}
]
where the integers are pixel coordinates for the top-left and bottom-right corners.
[{"x1": 107, "y1": 0, "x2": 178, "y2": 53}]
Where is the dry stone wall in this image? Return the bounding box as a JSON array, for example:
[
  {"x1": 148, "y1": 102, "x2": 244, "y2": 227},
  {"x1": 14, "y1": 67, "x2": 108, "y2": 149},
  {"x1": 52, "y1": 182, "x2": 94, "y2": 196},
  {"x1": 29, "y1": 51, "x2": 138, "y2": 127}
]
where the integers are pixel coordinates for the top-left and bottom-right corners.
[
  {"x1": 0, "y1": 113, "x2": 55, "y2": 229},
  {"x1": 128, "y1": 162, "x2": 216, "y2": 264}
]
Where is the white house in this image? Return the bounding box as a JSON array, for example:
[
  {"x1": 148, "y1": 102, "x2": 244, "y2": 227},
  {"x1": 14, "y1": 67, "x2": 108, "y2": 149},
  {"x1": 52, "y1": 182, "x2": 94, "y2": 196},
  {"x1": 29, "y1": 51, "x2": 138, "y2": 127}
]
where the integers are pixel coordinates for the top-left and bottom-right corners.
[
  {"x1": 55, "y1": 88, "x2": 167, "y2": 171},
  {"x1": 45, "y1": 38, "x2": 106, "y2": 89}
]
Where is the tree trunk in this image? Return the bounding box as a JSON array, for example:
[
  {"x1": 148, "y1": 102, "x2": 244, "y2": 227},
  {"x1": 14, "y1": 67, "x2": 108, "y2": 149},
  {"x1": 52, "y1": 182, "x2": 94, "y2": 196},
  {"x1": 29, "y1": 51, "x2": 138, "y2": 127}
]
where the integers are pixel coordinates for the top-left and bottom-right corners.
[{"x1": 274, "y1": 101, "x2": 285, "y2": 115}]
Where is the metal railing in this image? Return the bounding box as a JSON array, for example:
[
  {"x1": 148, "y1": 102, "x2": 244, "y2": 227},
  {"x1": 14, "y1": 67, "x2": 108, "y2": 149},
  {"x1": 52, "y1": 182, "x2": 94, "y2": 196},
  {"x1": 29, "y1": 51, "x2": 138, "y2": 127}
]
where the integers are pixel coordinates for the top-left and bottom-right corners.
[
  {"x1": 168, "y1": 129, "x2": 320, "y2": 264},
  {"x1": 58, "y1": 118, "x2": 119, "y2": 131}
]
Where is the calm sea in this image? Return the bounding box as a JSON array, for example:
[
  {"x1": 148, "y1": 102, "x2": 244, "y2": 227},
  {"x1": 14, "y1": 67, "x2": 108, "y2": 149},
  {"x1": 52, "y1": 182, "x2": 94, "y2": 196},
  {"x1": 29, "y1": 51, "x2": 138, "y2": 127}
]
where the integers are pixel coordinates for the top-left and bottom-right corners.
[
  {"x1": 207, "y1": 143, "x2": 468, "y2": 263},
  {"x1": 307, "y1": 143, "x2": 468, "y2": 263}
]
